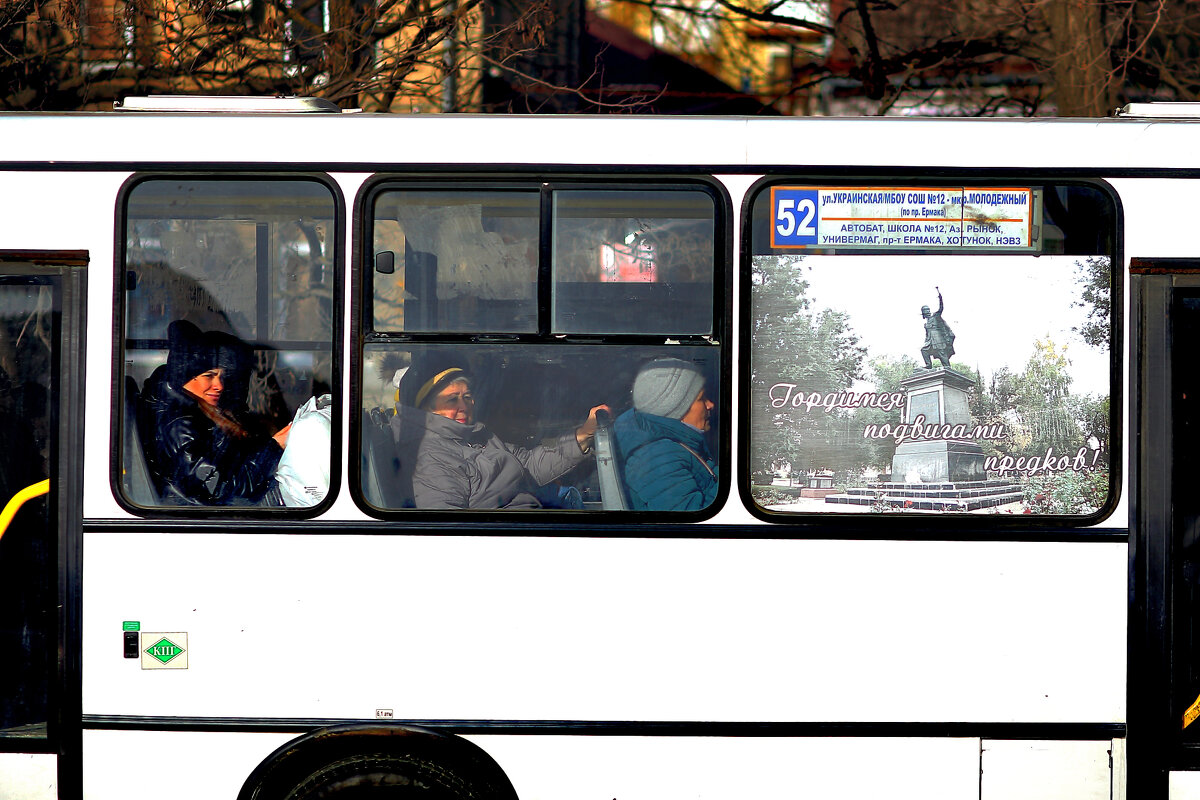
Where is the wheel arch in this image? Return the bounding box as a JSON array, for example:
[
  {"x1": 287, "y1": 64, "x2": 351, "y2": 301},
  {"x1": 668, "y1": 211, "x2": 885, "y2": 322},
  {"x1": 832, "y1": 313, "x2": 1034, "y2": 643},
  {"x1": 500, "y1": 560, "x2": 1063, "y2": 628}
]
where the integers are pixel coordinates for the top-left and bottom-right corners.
[{"x1": 237, "y1": 723, "x2": 519, "y2": 800}]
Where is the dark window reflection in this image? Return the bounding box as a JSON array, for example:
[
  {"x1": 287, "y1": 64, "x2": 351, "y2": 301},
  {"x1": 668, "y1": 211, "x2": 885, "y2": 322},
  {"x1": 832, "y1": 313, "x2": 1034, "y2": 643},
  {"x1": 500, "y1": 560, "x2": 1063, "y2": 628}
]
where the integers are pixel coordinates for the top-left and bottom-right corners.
[{"x1": 0, "y1": 281, "x2": 54, "y2": 739}]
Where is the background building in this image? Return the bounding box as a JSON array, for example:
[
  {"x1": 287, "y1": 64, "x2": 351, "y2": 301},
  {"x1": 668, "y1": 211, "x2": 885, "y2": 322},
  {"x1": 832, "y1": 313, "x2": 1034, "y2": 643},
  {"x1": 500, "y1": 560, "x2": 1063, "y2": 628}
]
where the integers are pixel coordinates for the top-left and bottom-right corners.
[{"x1": 2, "y1": 0, "x2": 1198, "y2": 114}]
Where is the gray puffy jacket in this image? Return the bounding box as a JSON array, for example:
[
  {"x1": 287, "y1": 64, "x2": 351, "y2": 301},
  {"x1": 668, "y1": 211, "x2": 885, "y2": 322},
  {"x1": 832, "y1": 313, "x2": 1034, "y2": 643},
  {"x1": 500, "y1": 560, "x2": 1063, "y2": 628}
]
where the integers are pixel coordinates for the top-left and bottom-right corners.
[{"x1": 390, "y1": 405, "x2": 587, "y2": 509}]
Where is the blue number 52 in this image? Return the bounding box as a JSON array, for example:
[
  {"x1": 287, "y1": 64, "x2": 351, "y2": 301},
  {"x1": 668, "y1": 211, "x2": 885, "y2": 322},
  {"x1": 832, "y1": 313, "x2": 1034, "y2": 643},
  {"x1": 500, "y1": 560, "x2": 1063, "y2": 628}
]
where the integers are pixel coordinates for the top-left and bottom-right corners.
[{"x1": 772, "y1": 188, "x2": 819, "y2": 247}]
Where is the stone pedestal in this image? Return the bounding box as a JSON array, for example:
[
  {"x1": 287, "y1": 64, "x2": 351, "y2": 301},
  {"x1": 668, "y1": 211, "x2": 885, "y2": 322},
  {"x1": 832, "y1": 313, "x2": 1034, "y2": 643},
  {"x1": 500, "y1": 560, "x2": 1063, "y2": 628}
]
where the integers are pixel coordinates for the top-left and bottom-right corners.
[
  {"x1": 900, "y1": 367, "x2": 974, "y2": 426},
  {"x1": 825, "y1": 366, "x2": 1019, "y2": 511},
  {"x1": 890, "y1": 439, "x2": 988, "y2": 483},
  {"x1": 890, "y1": 367, "x2": 986, "y2": 483}
]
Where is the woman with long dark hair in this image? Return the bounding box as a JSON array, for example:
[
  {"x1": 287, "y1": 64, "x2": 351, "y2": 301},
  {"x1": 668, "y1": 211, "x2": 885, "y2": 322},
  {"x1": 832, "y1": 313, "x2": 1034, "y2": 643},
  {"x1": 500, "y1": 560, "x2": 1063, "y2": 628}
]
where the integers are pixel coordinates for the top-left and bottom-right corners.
[{"x1": 139, "y1": 320, "x2": 290, "y2": 506}]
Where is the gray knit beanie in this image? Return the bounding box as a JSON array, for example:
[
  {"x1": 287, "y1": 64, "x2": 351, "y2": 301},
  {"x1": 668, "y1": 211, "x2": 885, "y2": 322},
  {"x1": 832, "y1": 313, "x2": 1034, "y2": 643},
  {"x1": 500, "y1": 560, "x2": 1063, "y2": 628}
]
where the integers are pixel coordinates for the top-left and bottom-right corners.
[{"x1": 632, "y1": 358, "x2": 705, "y2": 420}]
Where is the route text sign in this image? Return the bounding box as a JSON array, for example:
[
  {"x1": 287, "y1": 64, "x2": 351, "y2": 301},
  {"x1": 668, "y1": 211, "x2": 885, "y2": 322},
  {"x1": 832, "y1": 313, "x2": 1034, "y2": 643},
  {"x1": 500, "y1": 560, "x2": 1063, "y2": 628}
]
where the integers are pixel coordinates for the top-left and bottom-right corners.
[{"x1": 770, "y1": 187, "x2": 1037, "y2": 251}]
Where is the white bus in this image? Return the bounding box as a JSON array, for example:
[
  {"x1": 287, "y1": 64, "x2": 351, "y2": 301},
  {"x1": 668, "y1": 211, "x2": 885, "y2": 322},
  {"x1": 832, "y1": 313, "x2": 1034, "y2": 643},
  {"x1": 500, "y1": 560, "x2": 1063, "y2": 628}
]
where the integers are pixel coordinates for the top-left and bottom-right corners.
[{"x1": 0, "y1": 98, "x2": 1191, "y2": 799}]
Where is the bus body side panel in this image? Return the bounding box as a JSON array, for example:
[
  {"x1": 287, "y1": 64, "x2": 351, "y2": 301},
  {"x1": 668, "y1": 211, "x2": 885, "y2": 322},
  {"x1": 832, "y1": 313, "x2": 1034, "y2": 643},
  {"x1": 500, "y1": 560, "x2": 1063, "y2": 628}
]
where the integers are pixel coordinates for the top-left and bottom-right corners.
[
  {"x1": 77, "y1": 729, "x2": 1124, "y2": 800},
  {"x1": 81, "y1": 730, "x2": 985, "y2": 800},
  {"x1": 476, "y1": 736, "x2": 1119, "y2": 800},
  {"x1": 81, "y1": 533, "x2": 1125, "y2": 724},
  {"x1": 0, "y1": 750, "x2": 57, "y2": 798}
]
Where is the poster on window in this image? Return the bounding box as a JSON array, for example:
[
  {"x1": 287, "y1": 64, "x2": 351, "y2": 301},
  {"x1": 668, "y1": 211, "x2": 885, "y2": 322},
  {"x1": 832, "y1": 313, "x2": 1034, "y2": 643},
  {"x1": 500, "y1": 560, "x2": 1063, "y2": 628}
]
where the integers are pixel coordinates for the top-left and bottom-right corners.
[{"x1": 748, "y1": 252, "x2": 1112, "y2": 517}]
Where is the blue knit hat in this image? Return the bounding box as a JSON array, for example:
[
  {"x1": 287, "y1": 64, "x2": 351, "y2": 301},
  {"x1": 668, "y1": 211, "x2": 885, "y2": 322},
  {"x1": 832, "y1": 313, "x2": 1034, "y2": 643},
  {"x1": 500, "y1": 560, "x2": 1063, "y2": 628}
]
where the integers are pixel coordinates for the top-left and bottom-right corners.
[{"x1": 632, "y1": 358, "x2": 705, "y2": 420}]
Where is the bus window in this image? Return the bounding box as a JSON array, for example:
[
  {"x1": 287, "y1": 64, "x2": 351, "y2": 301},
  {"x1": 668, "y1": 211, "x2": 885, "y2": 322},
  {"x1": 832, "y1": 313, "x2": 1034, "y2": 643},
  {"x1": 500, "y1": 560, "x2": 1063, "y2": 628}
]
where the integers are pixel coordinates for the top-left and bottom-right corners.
[
  {"x1": 372, "y1": 189, "x2": 540, "y2": 333},
  {"x1": 551, "y1": 189, "x2": 715, "y2": 335},
  {"x1": 119, "y1": 177, "x2": 338, "y2": 511},
  {"x1": 360, "y1": 180, "x2": 723, "y2": 514},
  {"x1": 745, "y1": 181, "x2": 1117, "y2": 521}
]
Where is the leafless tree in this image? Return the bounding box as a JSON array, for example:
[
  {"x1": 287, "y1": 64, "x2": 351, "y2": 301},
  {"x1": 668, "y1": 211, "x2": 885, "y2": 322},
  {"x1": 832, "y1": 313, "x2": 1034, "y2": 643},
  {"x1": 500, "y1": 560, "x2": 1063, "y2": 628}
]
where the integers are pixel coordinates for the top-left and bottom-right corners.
[
  {"x1": 7, "y1": 0, "x2": 1200, "y2": 115},
  {"x1": 612, "y1": 0, "x2": 1200, "y2": 116},
  {"x1": 1036, "y1": 0, "x2": 1200, "y2": 114},
  {"x1": 0, "y1": 0, "x2": 559, "y2": 111}
]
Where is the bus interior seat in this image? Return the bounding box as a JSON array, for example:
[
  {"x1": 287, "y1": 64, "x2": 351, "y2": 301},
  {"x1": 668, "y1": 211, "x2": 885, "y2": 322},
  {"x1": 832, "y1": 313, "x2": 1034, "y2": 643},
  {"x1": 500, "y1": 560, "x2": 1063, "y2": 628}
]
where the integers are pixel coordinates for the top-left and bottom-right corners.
[
  {"x1": 361, "y1": 407, "x2": 414, "y2": 508},
  {"x1": 360, "y1": 407, "x2": 391, "y2": 507},
  {"x1": 122, "y1": 376, "x2": 160, "y2": 506},
  {"x1": 593, "y1": 408, "x2": 628, "y2": 511}
]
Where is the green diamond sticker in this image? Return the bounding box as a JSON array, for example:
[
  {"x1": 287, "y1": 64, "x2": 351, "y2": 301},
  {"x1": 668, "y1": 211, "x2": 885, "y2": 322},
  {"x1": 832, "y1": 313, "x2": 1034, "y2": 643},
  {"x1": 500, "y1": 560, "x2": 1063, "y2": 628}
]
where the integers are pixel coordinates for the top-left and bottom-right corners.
[{"x1": 145, "y1": 637, "x2": 184, "y2": 665}]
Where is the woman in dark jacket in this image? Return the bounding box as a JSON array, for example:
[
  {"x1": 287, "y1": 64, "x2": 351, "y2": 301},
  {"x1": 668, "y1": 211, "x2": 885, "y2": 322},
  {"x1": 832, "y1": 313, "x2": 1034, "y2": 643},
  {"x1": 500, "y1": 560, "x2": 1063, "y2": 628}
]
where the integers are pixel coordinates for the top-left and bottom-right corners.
[{"x1": 139, "y1": 321, "x2": 290, "y2": 506}]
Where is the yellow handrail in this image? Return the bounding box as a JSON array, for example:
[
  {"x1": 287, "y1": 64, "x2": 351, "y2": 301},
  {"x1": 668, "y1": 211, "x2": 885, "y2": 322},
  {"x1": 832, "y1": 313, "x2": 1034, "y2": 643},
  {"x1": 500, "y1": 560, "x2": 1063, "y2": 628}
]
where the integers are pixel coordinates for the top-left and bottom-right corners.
[{"x1": 0, "y1": 479, "x2": 49, "y2": 543}]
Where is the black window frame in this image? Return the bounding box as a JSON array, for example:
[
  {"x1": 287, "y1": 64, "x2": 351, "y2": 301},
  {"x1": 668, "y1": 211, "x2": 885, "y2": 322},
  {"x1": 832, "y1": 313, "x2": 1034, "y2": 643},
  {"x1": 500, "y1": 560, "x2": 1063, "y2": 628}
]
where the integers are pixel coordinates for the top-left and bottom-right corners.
[
  {"x1": 350, "y1": 172, "x2": 732, "y2": 523},
  {"x1": 0, "y1": 255, "x2": 86, "y2": 800},
  {"x1": 111, "y1": 171, "x2": 346, "y2": 519},
  {"x1": 1129, "y1": 262, "x2": 1200, "y2": 796}
]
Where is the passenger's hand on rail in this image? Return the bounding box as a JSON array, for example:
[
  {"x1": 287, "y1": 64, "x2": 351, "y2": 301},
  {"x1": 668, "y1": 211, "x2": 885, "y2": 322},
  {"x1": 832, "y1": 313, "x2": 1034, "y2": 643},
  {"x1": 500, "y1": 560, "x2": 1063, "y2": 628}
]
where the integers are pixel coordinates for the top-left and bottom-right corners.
[{"x1": 575, "y1": 404, "x2": 612, "y2": 452}]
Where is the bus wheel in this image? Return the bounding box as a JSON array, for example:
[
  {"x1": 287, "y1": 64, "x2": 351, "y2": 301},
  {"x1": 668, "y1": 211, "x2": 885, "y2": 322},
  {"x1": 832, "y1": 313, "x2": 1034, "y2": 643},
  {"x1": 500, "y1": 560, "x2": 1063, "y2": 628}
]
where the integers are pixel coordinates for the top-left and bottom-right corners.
[{"x1": 284, "y1": 753, "x2": 481, "y2": 799}]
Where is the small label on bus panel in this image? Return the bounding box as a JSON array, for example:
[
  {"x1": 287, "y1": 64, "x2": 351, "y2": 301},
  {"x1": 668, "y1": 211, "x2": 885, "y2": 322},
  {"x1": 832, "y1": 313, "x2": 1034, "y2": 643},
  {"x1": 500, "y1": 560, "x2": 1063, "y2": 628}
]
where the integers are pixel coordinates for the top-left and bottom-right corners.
[
  {"x1": 140, "y1": 632, "x2": 188, "y2": 670},
  {"x1": 1185, "y1": 692, "x2": 1200, "y2": 729},
  {"x1": 770, "y1": 186, "x2": 1036, "y2": 251}
]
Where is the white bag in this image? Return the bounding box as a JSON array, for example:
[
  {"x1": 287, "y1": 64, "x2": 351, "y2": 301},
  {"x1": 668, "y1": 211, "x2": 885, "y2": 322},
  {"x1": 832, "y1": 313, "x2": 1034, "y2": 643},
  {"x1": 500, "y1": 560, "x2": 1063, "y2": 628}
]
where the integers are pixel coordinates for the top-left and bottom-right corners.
[{"x1": 274, "y1": 393, "x2": 332, "y2": 507}]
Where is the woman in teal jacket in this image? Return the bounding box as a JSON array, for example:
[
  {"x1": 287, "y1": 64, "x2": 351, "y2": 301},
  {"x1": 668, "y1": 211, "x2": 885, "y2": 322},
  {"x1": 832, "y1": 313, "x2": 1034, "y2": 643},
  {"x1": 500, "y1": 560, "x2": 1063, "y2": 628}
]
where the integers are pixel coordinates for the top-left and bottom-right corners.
[{"x1": 614, "y1": 358, "x2": 717, "y2": 512}]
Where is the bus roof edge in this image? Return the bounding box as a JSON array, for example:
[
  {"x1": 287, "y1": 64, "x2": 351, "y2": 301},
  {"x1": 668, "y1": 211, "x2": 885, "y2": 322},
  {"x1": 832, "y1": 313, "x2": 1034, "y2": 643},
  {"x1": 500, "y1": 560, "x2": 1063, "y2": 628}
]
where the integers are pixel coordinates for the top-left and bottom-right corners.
[
  {"x1": 113, "y1": 95, "x2": 344, "y2": 113},
  {"x1": 1115, "y1": 102, "x2": 1200, "y2": 119}
]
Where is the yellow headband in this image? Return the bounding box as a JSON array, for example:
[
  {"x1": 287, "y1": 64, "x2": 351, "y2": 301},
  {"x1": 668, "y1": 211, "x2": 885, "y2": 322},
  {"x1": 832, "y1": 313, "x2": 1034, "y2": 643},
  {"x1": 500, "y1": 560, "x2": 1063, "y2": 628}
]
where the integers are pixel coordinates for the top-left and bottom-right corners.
[{"x1": 414, "y1": 367, "x2": 466, "y2": 409}]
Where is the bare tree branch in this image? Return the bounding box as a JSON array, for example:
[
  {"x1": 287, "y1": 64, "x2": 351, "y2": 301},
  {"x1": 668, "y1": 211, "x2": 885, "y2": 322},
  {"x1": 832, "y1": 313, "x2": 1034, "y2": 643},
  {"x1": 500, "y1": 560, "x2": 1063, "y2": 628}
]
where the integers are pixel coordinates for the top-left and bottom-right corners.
[
  {"x1": 0, "y1": 0, "x2": 579, "y2": 111},
  {"x1": 607, "y1": 0, "x2": 1200, "y2": 115}
]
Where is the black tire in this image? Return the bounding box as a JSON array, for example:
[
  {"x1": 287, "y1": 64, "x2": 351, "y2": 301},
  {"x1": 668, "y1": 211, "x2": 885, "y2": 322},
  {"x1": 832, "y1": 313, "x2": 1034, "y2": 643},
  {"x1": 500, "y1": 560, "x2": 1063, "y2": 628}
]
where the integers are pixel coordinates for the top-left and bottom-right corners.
[{"x1": 285, "y1": 753, "x2": 484, "y2": 800}]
